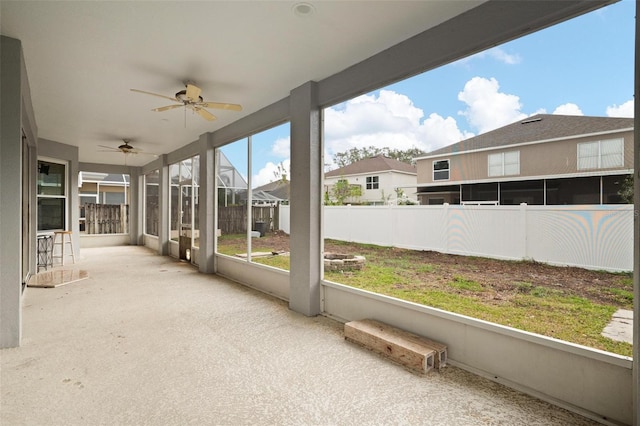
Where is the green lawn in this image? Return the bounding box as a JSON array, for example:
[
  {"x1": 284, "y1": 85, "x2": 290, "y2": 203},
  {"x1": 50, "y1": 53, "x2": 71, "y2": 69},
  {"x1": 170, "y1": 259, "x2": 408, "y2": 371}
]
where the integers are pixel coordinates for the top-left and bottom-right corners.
[{"x1": 217, "y1": 233, "x2": 633, "y2": 357}]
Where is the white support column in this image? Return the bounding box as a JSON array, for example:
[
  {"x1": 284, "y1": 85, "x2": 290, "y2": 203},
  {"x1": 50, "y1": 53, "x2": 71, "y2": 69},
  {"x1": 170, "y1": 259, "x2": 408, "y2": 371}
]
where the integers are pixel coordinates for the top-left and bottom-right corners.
[
  {"x1": 29, "y1": 141, "x2": 38, "y2": 273},
  {"x1": 198, "y1": 133, "x2": 216, "y2": 273},
  {"x1": 247, "y1": 137, "x2": 253, "y2": 263},
  {"x1": 0, "y1": 36, "x2": 23, "y2": 348},
  {"x1": 158, "y1": 155, "x2": 170, "y2": 255},
  {"x1": 128, "y1": 167, "x2": 143, "y2": 245},
  {"x1": 289, "y1": 81, "x2": 322, "y2": 316},
  {"x1": 632, "y1": 2, "x2": 639, "y2": 423}
]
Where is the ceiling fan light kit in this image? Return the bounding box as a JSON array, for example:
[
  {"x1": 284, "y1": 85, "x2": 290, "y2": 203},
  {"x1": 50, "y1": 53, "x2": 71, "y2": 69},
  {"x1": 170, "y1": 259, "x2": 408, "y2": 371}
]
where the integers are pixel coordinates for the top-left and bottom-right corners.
[
  {"x1": 130, "y1": 83, "x2": 242, "y2": 122},
  {"x1": 97, "y1": 139, "x2": 158, "y2": 160}
]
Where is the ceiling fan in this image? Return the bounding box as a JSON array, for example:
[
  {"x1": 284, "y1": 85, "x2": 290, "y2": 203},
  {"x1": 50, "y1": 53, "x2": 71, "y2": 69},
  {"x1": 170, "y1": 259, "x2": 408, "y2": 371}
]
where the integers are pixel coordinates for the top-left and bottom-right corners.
[
  {"x1": 130, "y1": 82, "x2": 242, "y2": 121},
  {"x1": 98, "y1": 139, "x2": 155, "y2": 156}
]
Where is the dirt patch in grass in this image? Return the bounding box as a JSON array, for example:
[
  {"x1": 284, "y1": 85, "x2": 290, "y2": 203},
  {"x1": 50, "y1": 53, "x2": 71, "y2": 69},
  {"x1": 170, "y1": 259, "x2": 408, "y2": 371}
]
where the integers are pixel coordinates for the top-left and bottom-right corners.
[{"x1": 237, "y1": 231, "x2": 632, "y2": 308}]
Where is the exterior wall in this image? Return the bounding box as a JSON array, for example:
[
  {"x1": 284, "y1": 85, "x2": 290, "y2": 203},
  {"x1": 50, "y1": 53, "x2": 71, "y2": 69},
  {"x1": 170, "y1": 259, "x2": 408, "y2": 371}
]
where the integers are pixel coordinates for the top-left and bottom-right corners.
[
  {"x1": 80, "y1": 234, "x2": 130, "y2": 248},
  {"x1": 417, "y1": 129, "x2": 634, "y2": 185},
  {"x1": 322, "y1": 282, "x2": 632, "y2": 426},
  {"x1": 38, "y1": 139, "x2": 81, "y2": 257},
  {"x1": 323, "y1": 175, "x2": 363, "y2": 203},
  {"x1": 1, "y1": 36, "x2": 24, "y2": 348},
  {"x1": 387, "y1": 172, "x2": 418, "y2": 203},
  {"x1": 325, "y1": 171, "x2": 416, "y2": 204},
  {"x1": 216, "y1": 255, "x2": 289, "y2": 301}
]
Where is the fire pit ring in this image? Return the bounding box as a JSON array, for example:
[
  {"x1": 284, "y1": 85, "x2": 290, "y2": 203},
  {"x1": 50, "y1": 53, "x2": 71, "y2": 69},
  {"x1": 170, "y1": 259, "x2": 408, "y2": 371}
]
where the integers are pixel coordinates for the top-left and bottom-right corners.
[{"x1": 324, "y1": 252, "x2": 366, "y2": 271}]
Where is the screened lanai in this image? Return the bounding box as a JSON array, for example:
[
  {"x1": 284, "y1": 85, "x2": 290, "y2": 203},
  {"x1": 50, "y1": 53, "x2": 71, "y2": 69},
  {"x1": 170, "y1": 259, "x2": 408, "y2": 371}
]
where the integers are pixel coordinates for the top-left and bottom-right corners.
[{"x1": 1, "y1": 1, "x2": 638, "y2": 425}]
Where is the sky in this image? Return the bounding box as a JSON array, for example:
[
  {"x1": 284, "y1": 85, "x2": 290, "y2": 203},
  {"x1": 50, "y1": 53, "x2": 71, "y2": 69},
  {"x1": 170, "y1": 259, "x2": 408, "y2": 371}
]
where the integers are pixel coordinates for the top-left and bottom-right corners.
[{"x1": 219, "y1": 0, "x2": 635, "y2": 188}]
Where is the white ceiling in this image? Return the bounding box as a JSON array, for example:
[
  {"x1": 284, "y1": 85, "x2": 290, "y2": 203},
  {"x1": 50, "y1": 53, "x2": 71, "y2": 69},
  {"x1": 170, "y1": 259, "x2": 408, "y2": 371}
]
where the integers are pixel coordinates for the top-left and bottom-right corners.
[{"x1": 1, "y1": 1, "x2": 483, "y2": 166}]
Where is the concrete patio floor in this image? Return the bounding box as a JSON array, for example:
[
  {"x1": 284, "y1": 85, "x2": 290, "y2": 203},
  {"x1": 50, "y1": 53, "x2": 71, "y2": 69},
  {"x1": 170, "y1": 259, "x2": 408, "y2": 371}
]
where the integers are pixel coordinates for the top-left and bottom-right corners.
[{"x1": 1, "y1": 246, "x2": 600, "y2": 425}]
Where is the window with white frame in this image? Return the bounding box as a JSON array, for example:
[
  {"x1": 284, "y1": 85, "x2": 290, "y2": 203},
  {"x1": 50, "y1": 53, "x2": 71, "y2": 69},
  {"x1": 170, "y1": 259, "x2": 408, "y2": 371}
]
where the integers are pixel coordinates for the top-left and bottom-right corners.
[
  {"x1": 577, "y1": 139, "x2": 624, "y2": 170},
  {"x1": 366, "y1": 175, "x2": 379, "y2": 190},
  {"x1": 433, "y1": 159, "x2": 450, "y2": 181},
  {"x1": 488, "y1": 151, "x2": 520, "y2": 177},
  {"x1": 37, "y1": 159, "x2": 67, "y2": 231}
]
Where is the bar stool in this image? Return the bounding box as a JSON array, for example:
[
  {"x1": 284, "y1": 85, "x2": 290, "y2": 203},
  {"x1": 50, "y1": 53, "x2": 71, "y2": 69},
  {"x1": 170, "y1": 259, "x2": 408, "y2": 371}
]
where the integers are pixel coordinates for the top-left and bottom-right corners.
[{"x1": 53, "y1": 230, "x2": 76, "y2": 265}]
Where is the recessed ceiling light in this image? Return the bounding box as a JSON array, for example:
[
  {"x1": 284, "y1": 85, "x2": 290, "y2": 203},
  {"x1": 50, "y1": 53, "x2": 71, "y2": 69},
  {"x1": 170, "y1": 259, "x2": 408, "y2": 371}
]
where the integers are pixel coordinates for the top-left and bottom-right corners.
[{"x1": 292, "y1": 2, "x2": 315, "y2": 17}]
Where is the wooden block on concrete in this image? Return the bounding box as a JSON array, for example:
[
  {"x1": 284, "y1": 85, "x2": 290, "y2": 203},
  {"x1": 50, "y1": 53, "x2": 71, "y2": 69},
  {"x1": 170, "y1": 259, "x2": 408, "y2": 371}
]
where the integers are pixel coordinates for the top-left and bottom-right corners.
[
  {"x1": 415, "y1": 336, "x2": 447, "y2": 369},
  {"x1": 345, "y1": 319, "x2": 445, "y2": 374}
]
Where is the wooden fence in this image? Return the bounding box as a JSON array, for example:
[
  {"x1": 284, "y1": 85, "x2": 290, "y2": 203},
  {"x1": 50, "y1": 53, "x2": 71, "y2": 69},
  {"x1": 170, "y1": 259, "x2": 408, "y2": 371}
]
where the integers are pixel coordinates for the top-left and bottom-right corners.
[
  {"x1": 83, "y1": 203, "x2": 129, "y2": 234},
  {"x1": 218, "y1": 205, "x2": 280, "y2": 235}
]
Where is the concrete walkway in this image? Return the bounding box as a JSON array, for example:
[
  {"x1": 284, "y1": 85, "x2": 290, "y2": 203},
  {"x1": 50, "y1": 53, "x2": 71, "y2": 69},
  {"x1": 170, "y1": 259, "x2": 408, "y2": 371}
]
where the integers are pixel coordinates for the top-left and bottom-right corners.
[
  {"x1": 1, "y1": 246, "x2": 599, "y2": 425},
  {"x1": 602, "y1": 309, "x2": 634, "y2": 344}
]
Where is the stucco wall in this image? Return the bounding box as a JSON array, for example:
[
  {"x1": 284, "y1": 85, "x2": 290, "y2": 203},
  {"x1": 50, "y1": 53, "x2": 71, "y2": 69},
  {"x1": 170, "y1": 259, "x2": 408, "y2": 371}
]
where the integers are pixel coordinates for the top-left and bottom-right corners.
[{"x1": 417, "y1": 130, "x2": 634, "y2": 184}]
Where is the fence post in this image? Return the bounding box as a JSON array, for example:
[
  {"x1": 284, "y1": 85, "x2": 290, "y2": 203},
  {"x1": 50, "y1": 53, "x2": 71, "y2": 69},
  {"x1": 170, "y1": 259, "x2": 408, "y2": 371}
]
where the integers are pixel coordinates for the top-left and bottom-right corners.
[
  {"x1": 347, "y1": 204, "x2": 352, "y2": 242},
  {"x1": 520, "y1": 203, "x2": 528, "y2": 260},
  {"x1": 389, "y1": 203, "x2": 395, "y2": 247},
  {"x1": 443, "y1": 203, "x2": 450, "y2": 254},
  {"x1": 273, "y1": 204, "x2": 279, "y2": 232}
]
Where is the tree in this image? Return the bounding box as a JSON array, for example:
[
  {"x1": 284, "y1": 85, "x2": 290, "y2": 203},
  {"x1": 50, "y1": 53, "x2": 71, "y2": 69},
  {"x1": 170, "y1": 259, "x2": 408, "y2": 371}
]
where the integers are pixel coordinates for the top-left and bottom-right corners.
[
  {"x1": 618, "y1": 174, "x2": 634, "y2": 203},
  {"x1": 272, "y1": 162, "x2": 288, "y2": 183},
  {"x1": 331, "y1": 178, "x2": 362, "y2": 204},
  {"x1": 333, "y1": 146, "x2": 425, "y2": 168}
]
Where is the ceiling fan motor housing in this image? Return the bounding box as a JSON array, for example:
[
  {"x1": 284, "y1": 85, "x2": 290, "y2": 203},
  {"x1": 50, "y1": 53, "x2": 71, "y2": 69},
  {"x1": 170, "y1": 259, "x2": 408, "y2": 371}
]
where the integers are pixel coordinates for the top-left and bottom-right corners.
[
  {"x1": 176, "y1": 90, "x2": 203, "y2": 104},
  {"x1": 118, "y1": 142, "x2": 134, "y2": 152}
]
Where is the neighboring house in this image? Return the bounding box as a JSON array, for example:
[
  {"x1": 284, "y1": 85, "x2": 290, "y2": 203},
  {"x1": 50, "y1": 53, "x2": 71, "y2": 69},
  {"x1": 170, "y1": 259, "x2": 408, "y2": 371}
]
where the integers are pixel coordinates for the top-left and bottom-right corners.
[
  {"x1": 414, "y1": 114, "x2": 634, "y2": 205},
  {"x1": 252, "y1": 179, "x2": 290, "y2": 205},
  {"x1": 325, "y1": 155, "x2": 417, "y2": 204}
]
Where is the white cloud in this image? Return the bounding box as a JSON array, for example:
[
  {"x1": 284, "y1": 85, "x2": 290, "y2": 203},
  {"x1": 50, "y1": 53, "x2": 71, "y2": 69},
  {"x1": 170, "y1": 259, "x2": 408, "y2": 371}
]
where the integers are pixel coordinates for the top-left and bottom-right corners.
[
  {"x1": 270, "y1": 136, "x2": 290, "y2": 158},
  {"x1": 323, "y1": 90, "x2": 470, "y2": 165},
  {"x1": 252, "y1": 158, "x2": 290, "y2": 189},
  {"x1": 552, "y1": 103, "x2": 584, "y2": 116},
  {"x1": 421, "y1": 113, "x2": 474, "y2": 147},
  {"x1": 457, "y1": 77, "x2": 527, "y2": 133},
  {"x1": 485, "y1": 47, "x2": 522, "y2": 65},
  {"x1": 454, "y1": 47, "x2": 522, "y2": 68},
  {"x1": 606, "y1": 100, "x2": 634, "y2": 118}
]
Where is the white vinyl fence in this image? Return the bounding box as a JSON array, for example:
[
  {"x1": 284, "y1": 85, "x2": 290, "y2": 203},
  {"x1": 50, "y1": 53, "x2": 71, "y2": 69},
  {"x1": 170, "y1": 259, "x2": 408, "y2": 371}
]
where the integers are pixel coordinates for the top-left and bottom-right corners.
[{"x1": 279, "y1": 204, "x2": 634, "y2": 272}]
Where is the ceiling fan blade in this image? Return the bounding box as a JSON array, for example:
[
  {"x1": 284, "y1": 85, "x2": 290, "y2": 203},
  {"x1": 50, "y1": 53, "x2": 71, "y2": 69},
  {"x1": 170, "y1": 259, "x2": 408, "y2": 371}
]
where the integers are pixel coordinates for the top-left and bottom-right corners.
[
  {"x1": 130, "y1": 89, "x2": 178, "y2": 102},
  {"x1": 152, "y1": 104, "x2": 184, "y2": 112},
  {"x1": 97, "y1": 145, "x2": 120, "y2": 151},
  {"x1": 194, "y1": 107, "x2": 216, "y2": 121},
  {"x1": 201, "y1": 102, "x2": 242, "y2": 111},
  {"x1": 185, "y1": 84, "x2": 202, "y2": 101}
]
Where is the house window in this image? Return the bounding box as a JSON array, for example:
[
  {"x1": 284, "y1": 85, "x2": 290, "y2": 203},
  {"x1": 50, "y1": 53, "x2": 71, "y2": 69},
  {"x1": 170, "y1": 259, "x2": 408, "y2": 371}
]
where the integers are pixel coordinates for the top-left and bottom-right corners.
[
  {"x1": 577, "y1": 139, "x2": 623, "y2": 170},
  {"x1": 366, "y1": 176, "x2": 379, "y2": 190},
  {"x1": 433, "y1": 159, "x2": 450, "y2": 181},
  {"x1": 37, "y1": 160, "x2": 67, "y2": 231},
  {"x1": 488, "y1": 151, "x2": 520, "y2": 177}
]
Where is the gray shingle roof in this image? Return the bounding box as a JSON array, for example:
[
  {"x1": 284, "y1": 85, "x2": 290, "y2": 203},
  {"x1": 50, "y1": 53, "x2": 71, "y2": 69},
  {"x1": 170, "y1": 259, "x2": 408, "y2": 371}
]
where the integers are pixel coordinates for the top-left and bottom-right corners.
[
  {"x1": 325, "y1": 155, "x2": 416, "y2": 177},
  {"x1": 422, "y1": 114, "x2": 634, "y2": 158},
  {"x1": 253, "y1": 180, "x2": 290, "y2": 200}
]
